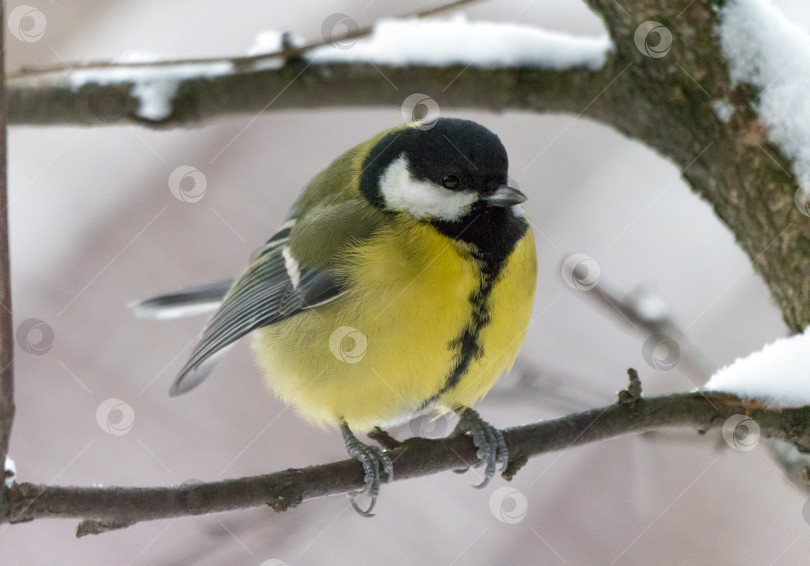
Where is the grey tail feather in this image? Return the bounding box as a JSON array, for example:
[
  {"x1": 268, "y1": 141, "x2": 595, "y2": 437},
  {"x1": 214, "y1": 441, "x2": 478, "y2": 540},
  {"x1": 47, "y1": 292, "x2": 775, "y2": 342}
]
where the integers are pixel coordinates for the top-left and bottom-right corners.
[{"x1": 131, "y1": 279, "x2": 234, "y2": 319}]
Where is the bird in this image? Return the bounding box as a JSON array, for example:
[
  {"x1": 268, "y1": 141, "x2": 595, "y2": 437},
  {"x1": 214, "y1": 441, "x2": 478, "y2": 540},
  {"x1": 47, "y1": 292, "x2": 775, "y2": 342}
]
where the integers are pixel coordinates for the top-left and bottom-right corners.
[{"x1": 134, "y1": 118, "x2": 537, "y2": 515}]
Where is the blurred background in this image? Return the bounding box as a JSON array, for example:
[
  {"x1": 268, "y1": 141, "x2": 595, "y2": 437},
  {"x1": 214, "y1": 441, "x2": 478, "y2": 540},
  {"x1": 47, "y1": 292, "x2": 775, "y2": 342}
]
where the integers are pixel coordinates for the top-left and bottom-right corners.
[{"x1": 2, "y1": 0, "x2": 809, "y2": 564}]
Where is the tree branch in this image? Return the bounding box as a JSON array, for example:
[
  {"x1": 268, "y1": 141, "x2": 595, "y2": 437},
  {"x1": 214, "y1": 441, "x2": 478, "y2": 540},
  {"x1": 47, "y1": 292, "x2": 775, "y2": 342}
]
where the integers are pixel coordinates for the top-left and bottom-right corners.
[
  {"x1": 577, "y1": 0, "x2": 810, "y2": 332},
  {"x1": 7, "y1": 62, "x2": 612, "y2": 127},
  {"x1": 3, "y1": 388, "x2": 809, "y2": 536}
]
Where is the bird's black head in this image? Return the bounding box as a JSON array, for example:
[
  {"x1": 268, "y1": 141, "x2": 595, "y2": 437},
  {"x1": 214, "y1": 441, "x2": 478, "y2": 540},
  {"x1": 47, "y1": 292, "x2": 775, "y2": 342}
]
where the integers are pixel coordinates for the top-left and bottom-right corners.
[{"x1": 360, "y1": 118, "x2": 528, "y2": 269}]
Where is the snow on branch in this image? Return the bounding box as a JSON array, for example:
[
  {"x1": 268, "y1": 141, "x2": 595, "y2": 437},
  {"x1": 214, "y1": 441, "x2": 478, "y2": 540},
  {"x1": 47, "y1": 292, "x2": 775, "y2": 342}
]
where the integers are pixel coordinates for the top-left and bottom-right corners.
[
  {"x1": 307, "y1": 16, "x2": 611, "y2": 69},
  {"x1": 705, "y1": 327, "x2": 810, "y2": 407},
  {"x1": 67, "y1": 60, "x2": 233, "y2": 122},
  {"x1": 719, "y1": 0, "x2": 810, "y2": 195},
  {"x1": 8, "y1": 15, "x2": 611, "y2": 124}
]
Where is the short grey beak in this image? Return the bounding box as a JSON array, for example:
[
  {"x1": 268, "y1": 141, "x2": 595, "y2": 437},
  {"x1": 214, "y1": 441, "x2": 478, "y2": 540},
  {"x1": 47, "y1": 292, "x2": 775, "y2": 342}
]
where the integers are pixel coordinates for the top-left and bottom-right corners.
[{"x1": 482, "y1": 185, "x2": 527, "y2": 207}]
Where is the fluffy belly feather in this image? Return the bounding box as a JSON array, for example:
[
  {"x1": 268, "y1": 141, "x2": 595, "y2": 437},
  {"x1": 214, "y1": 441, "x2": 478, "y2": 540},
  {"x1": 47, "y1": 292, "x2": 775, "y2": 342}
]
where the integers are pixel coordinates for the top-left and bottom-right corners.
[{"x1": 251, "y1": 221, "x2": 536, "y2": 431}]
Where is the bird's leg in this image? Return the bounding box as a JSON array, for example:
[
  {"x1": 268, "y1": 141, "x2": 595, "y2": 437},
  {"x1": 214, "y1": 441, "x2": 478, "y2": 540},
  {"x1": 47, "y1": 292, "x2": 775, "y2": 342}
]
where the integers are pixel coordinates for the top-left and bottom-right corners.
[
  {"x1": 452, "y1": 406, "x2": 508, "y2": 488},
  {"x1": 340, "y1": 420, "x2": 394, "y2": 517}
]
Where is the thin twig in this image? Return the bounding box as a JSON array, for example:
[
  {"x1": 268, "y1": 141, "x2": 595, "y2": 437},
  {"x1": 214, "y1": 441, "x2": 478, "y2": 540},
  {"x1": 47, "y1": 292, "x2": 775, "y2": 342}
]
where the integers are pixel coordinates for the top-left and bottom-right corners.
[
  {"x1": 8, "y1": 0, "x2": 486, "y2": 78},
  {"x1": 582, "y1": 280, "x2": 718, "y2": 382}
]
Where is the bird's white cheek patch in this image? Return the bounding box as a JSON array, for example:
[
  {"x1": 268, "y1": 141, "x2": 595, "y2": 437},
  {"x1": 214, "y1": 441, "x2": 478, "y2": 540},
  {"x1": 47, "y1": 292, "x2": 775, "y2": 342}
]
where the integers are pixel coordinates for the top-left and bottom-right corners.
[{"x1": 379, "y1": 155, "x2": 477, "y2": 221}]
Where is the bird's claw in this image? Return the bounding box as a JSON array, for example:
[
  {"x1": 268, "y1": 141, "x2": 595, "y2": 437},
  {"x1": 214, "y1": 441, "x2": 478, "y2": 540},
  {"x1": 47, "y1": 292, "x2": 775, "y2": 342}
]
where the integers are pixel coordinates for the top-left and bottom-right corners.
[
  {"x1": 341, "y1": 423, "x2": 393, "y2": 517},
  {"x1": 453, "y1": 407, "x2": 508, "y2": 488}
]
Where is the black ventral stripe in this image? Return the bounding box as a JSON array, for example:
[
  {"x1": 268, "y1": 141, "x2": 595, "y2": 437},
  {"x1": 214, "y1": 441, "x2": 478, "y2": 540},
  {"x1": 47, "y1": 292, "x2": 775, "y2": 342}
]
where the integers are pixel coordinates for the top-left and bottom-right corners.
[{"x1": 420, "y1": 207, "x2": 528, "y2": 409}]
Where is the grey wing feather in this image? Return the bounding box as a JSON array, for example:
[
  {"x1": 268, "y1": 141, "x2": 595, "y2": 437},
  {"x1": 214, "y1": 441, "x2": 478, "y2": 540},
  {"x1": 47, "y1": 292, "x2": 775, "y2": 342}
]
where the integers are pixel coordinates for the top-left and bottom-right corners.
[
  {"x1": 249, "y1": 224, "x2": 293, "y2": 262},
  {"x1": 169, "y1": 344, "x2": 235, "y2": 396},
  {"x1": 170, "y1": 249, "x2": 343, "y2": 396}
]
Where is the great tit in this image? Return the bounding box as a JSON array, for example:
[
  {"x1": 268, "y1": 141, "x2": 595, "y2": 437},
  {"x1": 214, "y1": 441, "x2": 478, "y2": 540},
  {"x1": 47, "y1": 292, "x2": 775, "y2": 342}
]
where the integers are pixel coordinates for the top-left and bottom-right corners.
[{"x1": 135, "y1": 118, "x2": 537, "y2": 515}]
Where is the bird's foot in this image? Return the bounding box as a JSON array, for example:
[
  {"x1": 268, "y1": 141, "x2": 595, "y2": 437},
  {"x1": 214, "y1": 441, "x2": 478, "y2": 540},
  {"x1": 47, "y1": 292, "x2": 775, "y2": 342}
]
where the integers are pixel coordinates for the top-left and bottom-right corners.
[
  {"x1": 341, "y1": 422, "x2": 393, "y2": 517},
  {"x1": 452, "y1": 407, "x2": 508, "y2": 488},
  {"x1": 367, "y1": 426, "x2": 401, "y2": 450}
]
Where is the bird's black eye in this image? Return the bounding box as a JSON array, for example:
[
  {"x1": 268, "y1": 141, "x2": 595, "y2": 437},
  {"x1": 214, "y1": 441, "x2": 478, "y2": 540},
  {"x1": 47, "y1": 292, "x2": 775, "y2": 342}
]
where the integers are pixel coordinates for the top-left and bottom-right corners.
[{"x1": 441, "y1": 175, "x2": 459, "y2": 189}]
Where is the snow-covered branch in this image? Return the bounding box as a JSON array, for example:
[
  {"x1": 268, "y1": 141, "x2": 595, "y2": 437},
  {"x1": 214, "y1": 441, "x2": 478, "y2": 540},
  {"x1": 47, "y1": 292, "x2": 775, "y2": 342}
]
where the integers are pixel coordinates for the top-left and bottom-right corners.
[{"x1": 8, "y1": 17, "x2": 612, "y2": 125}]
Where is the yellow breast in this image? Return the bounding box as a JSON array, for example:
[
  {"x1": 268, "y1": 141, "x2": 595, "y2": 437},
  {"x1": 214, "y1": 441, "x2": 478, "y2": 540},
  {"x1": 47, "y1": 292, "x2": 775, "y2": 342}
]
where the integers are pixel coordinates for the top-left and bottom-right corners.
[
  {"x1": 251, "y1": 217, "x2": 537, "y2": 431},
  {"x1": 439, "y1": 231, "x2": 537, "y2": 410}
]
